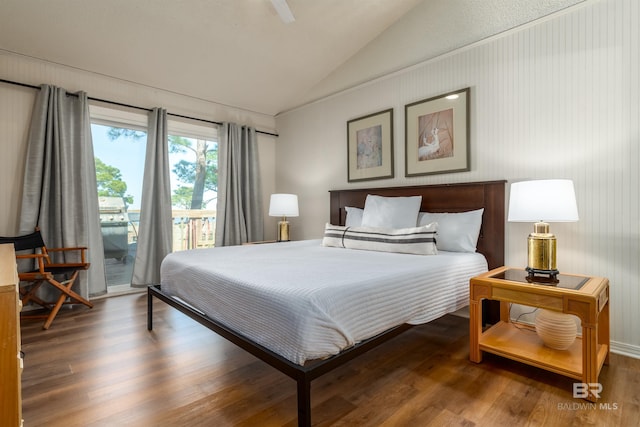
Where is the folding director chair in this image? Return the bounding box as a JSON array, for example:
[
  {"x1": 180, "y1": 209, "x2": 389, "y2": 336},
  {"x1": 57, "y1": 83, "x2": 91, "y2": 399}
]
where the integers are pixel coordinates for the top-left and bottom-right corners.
[{"x1": 0, "y1": 228, "x2": 92, "y2": 329}]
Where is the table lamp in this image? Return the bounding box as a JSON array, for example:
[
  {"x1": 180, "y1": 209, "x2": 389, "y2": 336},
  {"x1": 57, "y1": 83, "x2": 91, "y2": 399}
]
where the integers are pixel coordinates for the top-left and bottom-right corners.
[
  {"x1": 269, "y1": 194, "x2": 299, "y2": 242},
  {"x1": 507, "y1": 179, "x2": 579, "y2": 279}
]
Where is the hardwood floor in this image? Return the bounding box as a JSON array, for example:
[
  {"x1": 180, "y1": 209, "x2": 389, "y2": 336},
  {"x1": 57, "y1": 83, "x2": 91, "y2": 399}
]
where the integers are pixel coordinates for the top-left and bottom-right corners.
[{"x1": 20, "y1": 293, "x2": 639, "y2": 426}]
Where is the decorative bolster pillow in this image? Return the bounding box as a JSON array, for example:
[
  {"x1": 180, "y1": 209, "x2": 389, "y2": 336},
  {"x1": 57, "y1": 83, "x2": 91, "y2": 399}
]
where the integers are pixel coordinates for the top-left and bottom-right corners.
[{"x1": 322, "y1": 223, "x2": 438, "y2": 255}]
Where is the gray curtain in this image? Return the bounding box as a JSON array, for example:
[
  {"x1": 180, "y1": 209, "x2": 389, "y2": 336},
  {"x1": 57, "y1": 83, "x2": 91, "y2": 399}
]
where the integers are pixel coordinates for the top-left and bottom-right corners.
[
  {"x1": 215, "y1": 122, "x2": 263, "y2": 246},
  {"x1": 131, "y1": 108, "x2": 172, "y2": 286},
  {"x1": 19, "y1": 84, "x2": 107, "y2": 298}
]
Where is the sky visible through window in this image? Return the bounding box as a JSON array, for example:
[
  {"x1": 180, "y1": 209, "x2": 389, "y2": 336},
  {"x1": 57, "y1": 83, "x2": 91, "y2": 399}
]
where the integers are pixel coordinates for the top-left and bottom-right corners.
[
  {"x1": 91, "y1": 124, "x2": 214, "y2": 211},
  {"x1": 91, "y1": 124, "x2": 146, "y2": 210}
]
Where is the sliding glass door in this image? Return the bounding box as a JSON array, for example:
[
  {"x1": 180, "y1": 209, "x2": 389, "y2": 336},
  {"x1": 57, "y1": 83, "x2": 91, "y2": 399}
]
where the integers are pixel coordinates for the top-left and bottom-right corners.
[
  {"x1": 167, "y1": 134, "x2": 218, "y2": 251},
  {"x1": 92, "y1": 123, "x2": 146, "y2": 289},
  {"x1": 90, "y1": 106, "x2": 218, "y2": 291}
]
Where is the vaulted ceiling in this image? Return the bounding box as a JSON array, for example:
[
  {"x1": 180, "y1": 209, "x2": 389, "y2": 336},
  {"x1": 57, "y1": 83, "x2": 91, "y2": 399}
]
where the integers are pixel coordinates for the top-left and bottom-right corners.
[{"x1": 0, "y1": 0, "x2": 584, "y2": 116}]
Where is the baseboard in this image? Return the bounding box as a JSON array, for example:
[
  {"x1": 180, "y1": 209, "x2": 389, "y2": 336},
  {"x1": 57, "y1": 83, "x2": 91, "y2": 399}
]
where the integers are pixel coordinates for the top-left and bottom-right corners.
[
  {"x1": 611, "y1": 341, "x2": 640, "y2": 359},
  {"x1": 452, "y1": 306, "x2": 469, "y2": 318}
]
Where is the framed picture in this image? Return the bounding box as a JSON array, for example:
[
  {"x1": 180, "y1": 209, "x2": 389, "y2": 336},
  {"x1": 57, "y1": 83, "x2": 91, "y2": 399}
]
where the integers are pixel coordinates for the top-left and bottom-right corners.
[
  {"x1": 347, "y1": 108, "x2": 394, "y2": 182},
  {"x1": 404, "y1": 88, "x2": 470, "y2": 177}
]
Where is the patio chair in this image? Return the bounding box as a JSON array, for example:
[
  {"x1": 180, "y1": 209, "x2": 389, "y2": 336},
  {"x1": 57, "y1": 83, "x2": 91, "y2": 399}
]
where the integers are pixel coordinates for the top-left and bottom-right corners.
[{"x1": 0, "y1": 228, "x2": 93, "y2": 329}]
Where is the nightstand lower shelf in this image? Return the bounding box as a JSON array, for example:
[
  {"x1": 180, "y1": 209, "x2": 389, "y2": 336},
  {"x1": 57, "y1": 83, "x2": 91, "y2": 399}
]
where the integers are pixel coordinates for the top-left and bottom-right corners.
[{"x1": 479, "y1": 321, "x2": 608, "y2": 380}]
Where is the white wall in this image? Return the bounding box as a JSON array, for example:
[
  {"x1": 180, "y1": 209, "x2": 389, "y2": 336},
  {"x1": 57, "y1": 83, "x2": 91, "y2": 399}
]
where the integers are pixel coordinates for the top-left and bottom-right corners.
[
  {"x1": 275, "y1": 0, "x2": 639, "y2": 356},
  {"x1": 0, "y1": 51, "x2": 279, "y2": 239},
  {"x1": 302, "y1": 0, "x2": 585, "y2": 107}
]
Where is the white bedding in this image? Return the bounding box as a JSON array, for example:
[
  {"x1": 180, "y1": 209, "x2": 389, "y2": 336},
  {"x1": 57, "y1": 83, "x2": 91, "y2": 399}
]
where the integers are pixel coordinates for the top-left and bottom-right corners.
[{"x1": 160, "y1": 239, "x2": 487, "y2": 365}]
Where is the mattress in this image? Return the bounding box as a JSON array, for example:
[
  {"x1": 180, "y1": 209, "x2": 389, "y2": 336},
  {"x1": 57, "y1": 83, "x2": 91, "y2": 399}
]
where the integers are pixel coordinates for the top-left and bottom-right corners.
[{"x1": 160, "y1": 239, "x2": 487, "y2": 365}]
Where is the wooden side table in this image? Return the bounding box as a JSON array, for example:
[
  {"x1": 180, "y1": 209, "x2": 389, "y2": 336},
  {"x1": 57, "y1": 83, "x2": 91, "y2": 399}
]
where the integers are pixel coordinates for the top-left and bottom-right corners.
[{"x1": 469, "y1": 266, "x2": 609, "y2": 402}]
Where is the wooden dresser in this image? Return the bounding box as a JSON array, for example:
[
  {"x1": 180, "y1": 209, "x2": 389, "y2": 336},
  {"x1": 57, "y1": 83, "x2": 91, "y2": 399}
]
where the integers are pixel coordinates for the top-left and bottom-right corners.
[{"x1": 0, "y1": 243, "x2": 22, "y2": 426}]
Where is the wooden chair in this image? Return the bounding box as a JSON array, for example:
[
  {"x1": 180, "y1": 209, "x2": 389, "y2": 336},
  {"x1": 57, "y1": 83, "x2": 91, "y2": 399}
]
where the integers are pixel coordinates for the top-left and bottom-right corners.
[{"x1": 0, "y1": 228, "x2": 93, "y2": 329}]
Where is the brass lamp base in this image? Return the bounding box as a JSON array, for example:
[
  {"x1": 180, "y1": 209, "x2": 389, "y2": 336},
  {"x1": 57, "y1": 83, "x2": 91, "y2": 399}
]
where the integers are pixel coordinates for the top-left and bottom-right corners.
[
  {"x1": 526, "y1": 222, "x2": 558, "y2": 279},
  {"x1": 277, "y1": 219, "x2": 290, "y2": 242}
]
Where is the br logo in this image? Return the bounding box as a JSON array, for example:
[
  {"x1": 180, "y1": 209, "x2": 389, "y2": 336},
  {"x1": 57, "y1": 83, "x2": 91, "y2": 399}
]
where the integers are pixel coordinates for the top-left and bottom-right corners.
[{"x1": 573, "y1": 383, "x2": 603, "y2": 399}]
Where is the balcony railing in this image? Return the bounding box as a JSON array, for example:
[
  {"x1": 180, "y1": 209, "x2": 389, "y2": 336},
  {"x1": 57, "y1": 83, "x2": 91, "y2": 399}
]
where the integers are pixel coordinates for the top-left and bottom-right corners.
[
  {"x1": 171, "y1": 209, "x2": 216, "y2": 251},
  {"x1": 102, "y1": 209, "x2": 216, "y2": 288},
  {"x1": 126, "y1": 209, "x2": 216, "y2": 252}
]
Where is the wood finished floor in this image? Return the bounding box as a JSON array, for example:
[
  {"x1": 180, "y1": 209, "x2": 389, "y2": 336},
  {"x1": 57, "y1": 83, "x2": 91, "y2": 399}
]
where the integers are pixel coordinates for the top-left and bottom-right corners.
[{"x1": 20, "y1": 293, "x2": 639, "y2": 427}]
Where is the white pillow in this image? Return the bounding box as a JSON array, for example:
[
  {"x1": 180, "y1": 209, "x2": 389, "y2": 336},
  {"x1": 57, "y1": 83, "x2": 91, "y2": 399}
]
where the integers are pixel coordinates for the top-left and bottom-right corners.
[
  {"x1": 322, "y1": 223, "x2": 438, "y2": 255},
  {"x1": 361, "y1": 195, "x2": 422, "y2": 229},
  {"x1": 344, "y1": 206, "x2": 364, "y2": 227},
  {"x1": 417, "y1": 208, "x2": 484, "y2": 253}
]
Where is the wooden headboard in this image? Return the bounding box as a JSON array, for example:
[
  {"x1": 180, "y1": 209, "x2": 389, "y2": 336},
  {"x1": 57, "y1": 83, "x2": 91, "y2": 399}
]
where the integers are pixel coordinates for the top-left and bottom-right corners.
[{"x1": 329, "y1": 180, "x2": 506, "y2": 270}]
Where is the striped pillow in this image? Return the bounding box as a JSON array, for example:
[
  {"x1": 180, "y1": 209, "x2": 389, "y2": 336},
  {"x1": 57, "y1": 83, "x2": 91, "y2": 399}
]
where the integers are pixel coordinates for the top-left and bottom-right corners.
[{"x1": 322, "y1": 223, "x2": 438, "y2": 255}]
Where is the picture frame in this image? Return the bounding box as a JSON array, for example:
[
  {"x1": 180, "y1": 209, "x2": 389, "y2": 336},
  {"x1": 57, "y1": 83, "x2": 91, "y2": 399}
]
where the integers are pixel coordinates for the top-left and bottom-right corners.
[
  {"x1": 404, "y1": 88, "x2": 470, "y2": 177},
  {"x1": 347, "y1": 108, "x2": 394, "y2": 182}
]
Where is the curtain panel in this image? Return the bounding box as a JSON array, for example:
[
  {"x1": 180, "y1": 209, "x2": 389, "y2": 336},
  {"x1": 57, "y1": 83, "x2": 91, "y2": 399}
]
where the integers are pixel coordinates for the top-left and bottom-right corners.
[
  {"x1": 215, "y1": 122, "x2": 264, "y2": 246},
  {"x1": 131, "y1": 108, "x2": 173, "y2": 286},
  {"x1": 19, "y1": 84, "x2": 107, "y2": 298}
]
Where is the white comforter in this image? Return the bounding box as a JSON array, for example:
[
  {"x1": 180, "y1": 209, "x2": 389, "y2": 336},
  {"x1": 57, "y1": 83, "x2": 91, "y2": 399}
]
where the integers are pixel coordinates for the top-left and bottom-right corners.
[{"x1": 160, "y1": 239, "x2": 487, "y2": 365}]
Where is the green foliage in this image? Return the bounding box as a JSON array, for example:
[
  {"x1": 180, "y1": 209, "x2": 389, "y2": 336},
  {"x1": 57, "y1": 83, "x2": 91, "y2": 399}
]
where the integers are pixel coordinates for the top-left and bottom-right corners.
[
  {"x1": 169, "y1": 137, "x2": 218, "y2": 210},
  {"x1": 168, "y1": 135, "x2": 190, "y2": 153},
  {"x1": 172, "y1": 158, "x2": 218, "y2": 192},
  {"x1": 95, "y1": 158, "x2": 134, "y2": 205},
  {"x1": 107, "y1": 127, "x2": 146, "y2": 141},
  {"x1": 104, "y1": 128, "x2": 218, "y2": 210},
  {"x1": 171, "y1": 186, "x2": 194, "y2": 209}
]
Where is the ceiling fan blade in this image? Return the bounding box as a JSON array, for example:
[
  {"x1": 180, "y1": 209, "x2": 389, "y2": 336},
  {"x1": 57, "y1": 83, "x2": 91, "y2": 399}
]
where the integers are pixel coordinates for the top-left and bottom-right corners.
[{"x1": 270, "y1": 0, "x2": 295, "y2": 24}]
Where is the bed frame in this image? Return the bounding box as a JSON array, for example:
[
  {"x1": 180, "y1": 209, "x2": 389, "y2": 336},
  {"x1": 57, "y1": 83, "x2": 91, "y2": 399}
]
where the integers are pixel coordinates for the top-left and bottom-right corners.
[{"x1": 147, "y1": 180, "x2": 505, "y2": 426}]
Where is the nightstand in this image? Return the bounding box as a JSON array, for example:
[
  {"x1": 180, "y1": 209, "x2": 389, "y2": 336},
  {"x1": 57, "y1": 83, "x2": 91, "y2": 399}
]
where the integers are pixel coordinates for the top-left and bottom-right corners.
[{"x1": 469, "y1": 266, "x2": 610, "y2": 402}]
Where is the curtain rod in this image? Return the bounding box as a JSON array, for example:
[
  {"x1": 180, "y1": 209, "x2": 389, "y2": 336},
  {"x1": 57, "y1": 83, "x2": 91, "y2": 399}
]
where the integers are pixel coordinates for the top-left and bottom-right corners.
[{"x1": 0, "y1": 78, "x2": 279, "y2": 137}]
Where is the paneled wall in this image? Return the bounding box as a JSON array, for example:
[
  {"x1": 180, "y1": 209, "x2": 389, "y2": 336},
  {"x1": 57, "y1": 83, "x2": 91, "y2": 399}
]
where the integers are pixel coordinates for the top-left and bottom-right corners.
[
  {"x1": 0, "y1": 51, "x2": 278, "y2": 238},
  {"x1": 276, "y1": 0, "x2": 639, "y2": 356},
  {"x1": 0, "y1": 81, "x2": 33, "y2": 233}
]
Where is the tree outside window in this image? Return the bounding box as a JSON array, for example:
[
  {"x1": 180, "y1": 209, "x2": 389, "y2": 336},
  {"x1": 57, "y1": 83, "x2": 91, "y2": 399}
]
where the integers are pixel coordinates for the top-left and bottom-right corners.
[
  {"x1": 97, "y1": 126, "x2": 218, "y2": 259},
  {"x1": 168, "y1": 135, "x2": 218, "y2": 250}
]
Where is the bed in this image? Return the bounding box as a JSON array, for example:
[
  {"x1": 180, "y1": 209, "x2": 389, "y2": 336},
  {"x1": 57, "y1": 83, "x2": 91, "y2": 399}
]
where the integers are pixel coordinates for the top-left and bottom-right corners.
[{"x1": 148, "y1": 180, "x2": 505, "y2": 426}]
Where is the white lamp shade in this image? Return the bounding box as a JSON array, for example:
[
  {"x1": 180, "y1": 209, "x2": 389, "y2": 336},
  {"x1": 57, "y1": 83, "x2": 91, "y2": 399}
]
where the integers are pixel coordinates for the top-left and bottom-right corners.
[
  {"x1": 508, "y1": 179, "x2": 579, "y2": 222},
  {"x1": 269, "y1": 194, "x2": 299, "y2": 217}
]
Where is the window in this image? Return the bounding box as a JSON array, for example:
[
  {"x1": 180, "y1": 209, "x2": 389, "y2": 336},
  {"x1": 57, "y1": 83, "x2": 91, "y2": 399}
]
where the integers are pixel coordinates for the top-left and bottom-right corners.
[
  {"x1": 90, "y1": 105, "x2": 218, "y2": 290},
  {"x1": 167, "y1": 118, "x2": 218, "y2": 251},
  {"x1": 91, "y1": 106, "x2": 147, "y2": 289}
]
